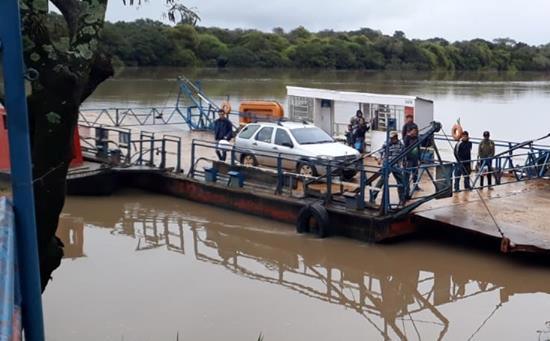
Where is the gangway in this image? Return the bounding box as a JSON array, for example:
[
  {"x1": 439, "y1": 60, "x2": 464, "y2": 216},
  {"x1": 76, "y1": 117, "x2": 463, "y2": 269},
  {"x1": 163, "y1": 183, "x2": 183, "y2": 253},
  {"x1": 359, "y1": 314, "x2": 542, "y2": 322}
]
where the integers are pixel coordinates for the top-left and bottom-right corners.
[
  {"x1": 175, "y1": 75, "x2": 222, "y2": 130},
  {"x1": 78, "y1": 76, "x2": 227, "y2": 130}
]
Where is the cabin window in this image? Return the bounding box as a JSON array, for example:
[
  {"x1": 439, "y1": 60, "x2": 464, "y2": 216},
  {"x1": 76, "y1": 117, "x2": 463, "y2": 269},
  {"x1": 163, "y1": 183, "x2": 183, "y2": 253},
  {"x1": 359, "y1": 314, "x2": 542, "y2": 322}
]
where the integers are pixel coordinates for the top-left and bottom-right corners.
[
  {"x1": 289, "y1": 96, "x2": 313, "y2": 122},
  {"x1": 2, "y1": 115, "x2": 6, "y2": 130},
  {"x1": 371, "y1": 104, "x2": 403, "y2": 132}
]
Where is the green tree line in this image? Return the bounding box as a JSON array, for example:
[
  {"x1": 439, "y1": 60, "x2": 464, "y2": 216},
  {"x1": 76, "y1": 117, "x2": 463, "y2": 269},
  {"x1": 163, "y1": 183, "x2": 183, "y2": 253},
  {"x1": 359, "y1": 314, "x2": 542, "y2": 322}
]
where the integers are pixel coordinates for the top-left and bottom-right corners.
[{"x1": 48, "y1": 14, "x2": 550, "y2": 71}]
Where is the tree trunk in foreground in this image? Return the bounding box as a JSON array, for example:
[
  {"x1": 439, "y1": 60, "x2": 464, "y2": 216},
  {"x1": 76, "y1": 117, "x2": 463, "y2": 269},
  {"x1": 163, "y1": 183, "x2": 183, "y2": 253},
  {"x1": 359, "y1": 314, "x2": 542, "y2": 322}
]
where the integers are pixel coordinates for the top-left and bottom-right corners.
[{"x1": 20, "y1": 0, "x2": 113, "y2": 290}]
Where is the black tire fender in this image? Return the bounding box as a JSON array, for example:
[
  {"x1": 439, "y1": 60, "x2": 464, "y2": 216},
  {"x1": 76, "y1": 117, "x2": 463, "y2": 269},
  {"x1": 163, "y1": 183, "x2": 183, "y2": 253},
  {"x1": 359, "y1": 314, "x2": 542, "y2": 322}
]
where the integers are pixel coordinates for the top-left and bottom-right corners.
[{"x1": 296, "y1": 202, "x2": 330, "y2": 238}]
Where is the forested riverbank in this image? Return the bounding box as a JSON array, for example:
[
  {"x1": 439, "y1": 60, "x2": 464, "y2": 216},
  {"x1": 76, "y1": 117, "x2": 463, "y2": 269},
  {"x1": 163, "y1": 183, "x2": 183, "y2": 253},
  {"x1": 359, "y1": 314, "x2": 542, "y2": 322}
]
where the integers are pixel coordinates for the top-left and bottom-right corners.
[{"x1": 47, "y1": 14, "x2": 550, "y2": 71}]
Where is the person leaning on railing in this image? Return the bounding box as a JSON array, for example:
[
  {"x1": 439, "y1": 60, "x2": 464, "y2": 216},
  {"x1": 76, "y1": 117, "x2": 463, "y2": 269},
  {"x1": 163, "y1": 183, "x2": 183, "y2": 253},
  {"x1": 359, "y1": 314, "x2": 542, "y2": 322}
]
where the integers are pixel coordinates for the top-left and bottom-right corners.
[{"x1": 478, "y1": 131, "x2": 495, "y2": 189}]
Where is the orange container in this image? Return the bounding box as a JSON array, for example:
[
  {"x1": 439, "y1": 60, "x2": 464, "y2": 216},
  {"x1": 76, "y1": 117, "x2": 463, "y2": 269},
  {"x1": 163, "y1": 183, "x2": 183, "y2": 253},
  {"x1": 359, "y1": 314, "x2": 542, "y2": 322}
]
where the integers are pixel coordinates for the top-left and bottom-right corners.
[{"x1": 238, "y1": 101, "x2": 284, "y2": 125}]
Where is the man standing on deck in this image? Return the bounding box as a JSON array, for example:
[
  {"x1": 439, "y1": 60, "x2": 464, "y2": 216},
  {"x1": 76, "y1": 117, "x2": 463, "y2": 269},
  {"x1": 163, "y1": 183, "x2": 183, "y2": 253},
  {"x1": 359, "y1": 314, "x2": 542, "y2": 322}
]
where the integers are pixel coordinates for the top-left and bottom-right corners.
[
  {"x1": 370, "y1": 131, "x2": 405, "y2": 205},
  {"x1": 454, "y1": 131, "x2": 473, "y2": 191},
  {"x1": 214, "y1": 109, "x2": 233, "y2": 161},
  {"x1": 353, "y1": 117, "x2": 369, "y2": 153},
  {"x1": 401, "y1": 114, "x2": 418, "y2": 140},
  {"x1": 404, "y1": 126, "x2": 421, "y2": 197},
  {"x1": 350, "y1": 109, "x2": 364, "y2": 127},
  {"x1": 478, "y1": 131, "x2": 495, "y2": 189}
]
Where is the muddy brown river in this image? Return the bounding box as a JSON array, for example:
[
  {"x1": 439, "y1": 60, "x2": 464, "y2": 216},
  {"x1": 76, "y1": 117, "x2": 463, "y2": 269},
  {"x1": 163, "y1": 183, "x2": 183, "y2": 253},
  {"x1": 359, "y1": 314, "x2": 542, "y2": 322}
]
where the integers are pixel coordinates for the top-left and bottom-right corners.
[{"x1": 43, "y1": 68, "x2": 550, "y2": 340}]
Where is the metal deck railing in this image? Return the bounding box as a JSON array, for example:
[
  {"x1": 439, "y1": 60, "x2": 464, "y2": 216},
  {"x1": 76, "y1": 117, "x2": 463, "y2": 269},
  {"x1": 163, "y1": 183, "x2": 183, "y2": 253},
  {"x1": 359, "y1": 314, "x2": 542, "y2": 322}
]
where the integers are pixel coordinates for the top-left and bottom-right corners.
[
  {"x1": 187, "y1": 123, "x2": 550, "y2": 218},
  {"x1": 76, "y1": 123, "x2": 183, "y2": 173}
]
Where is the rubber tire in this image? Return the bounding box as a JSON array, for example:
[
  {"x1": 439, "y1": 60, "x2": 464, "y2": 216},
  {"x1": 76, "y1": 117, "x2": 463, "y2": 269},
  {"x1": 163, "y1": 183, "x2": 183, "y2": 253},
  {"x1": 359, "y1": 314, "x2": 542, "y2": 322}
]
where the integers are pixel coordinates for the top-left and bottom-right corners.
[
  {"x1": 240, "y1": 153, "x2": 258, "y2": 166},
  {"x1": 297, "y1": 161, "x2": 318, "y2": 177},
  {"x1": 296, "y1": 202, "x2": 330, "y2": 238}
]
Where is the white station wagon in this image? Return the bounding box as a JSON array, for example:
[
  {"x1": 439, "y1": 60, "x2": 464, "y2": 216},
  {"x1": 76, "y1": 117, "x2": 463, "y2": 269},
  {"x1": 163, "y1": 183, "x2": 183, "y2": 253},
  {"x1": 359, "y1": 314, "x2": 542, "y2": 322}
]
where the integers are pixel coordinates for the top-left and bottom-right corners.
[{"x1": 234, "y1": 121, "x2": 361, "y2": 180}]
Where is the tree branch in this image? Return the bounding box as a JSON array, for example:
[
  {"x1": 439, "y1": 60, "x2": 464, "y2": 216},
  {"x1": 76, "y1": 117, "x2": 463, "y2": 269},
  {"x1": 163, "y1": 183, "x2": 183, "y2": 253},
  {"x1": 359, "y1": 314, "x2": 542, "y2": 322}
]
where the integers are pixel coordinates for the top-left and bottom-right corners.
[
  {"x1": 50, "y1": 0, "x2": 81, "y2": 41},
  {"x1": 80, "y1": 51, "x2": 114, "y2": 103},
  {"x1": 68, "y1": 0, "x2": 108, "y2": 72}
]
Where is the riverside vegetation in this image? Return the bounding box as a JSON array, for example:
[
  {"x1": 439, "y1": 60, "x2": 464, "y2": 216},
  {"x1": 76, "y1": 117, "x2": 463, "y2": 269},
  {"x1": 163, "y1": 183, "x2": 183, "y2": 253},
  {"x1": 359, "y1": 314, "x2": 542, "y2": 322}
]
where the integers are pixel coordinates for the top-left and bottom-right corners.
[{"x1": 46, "y1": 14, "x2": 550, "y2": 71}]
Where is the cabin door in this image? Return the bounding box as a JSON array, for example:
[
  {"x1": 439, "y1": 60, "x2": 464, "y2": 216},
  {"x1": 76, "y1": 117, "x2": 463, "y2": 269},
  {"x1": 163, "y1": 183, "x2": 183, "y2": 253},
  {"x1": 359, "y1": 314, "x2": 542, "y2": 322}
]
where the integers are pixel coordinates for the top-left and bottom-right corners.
[{"x1": 315, "y1": 99, "x2": 334, "y2": 135}]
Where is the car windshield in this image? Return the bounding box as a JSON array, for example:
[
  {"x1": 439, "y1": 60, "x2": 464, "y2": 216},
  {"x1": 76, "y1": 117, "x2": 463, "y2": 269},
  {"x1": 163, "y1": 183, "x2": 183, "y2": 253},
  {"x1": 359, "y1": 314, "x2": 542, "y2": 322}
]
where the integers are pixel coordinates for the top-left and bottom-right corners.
[{"x1": 290, "y1": 127, "x2": 334, "y2": 145}]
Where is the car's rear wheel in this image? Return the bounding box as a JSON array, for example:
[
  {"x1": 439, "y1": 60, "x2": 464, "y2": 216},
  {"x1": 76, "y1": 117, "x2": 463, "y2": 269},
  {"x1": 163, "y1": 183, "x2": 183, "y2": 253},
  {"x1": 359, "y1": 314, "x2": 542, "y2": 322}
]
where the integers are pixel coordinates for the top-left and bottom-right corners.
[
  {"x1": 240, "y1": 153, "x2": 258, "y2": 166},
  {"x1": 297, "y1": 162, "x2": 318, "y2": 177}
]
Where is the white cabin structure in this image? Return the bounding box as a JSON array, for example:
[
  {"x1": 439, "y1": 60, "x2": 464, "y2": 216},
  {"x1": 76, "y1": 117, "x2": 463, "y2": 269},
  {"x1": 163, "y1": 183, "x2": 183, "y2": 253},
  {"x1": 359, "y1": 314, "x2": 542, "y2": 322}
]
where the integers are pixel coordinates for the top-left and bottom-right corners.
[{"x1": 286, "y1": 86, "x2": 434, "y2": 152}]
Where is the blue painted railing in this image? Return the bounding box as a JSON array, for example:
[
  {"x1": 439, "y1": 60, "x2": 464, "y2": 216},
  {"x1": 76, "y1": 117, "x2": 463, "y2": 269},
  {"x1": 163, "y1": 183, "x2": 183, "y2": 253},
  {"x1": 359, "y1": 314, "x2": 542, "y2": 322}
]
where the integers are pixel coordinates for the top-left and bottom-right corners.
[
  {"x1": 0, "y1": 198, "x2": 22, "y2": 340},
  {"x1": 0, "y1": 0, "x2": 46, "y2": 339}
]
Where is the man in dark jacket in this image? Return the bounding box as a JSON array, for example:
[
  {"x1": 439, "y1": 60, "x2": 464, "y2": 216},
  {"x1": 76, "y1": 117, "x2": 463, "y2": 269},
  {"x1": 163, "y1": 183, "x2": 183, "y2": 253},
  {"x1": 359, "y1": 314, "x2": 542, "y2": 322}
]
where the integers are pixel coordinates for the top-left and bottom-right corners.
[
  {"x1": 213, "y1": 110, "x2": 233, "y2": 161},
  {"x1": 353, "y1": 117, "x2": 369, "y2": 153},
  {"x1": 401, "y1": 114, "x2": 418, "y2": 140},
  {"x1": 404, "y1": 126, "x2": 421, "y2": 197},
  {"x1": 454, "y1": 131, "x2": 472, "y2": 191}
]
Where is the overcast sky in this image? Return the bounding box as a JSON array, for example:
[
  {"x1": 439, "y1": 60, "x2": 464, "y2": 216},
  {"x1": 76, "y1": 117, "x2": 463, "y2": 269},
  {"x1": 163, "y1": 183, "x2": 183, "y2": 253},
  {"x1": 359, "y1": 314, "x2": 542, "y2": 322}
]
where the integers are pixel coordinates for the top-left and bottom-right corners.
[{"x1": 104, "y1": 0, "x2": 548, "y2": 45}]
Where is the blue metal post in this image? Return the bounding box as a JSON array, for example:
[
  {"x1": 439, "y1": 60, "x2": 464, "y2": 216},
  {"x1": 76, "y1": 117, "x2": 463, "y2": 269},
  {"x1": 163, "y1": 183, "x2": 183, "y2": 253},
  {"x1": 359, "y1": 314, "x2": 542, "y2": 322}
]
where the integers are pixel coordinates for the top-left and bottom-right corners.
[
  {"x1": 276, "y1": 154, "x2": 283, "y2": 194},
  {"x1": 358, "y1": 160, "x2": 365, "y2": 204},
  {"x1": 159, "y1": 139, "x2": 166, "y2": 169},
  {"x1": 190, "y1": 140, "x2": 196, "y2": 177},
  {"x1": 381, "y1": 118, "x2": 396, "y2": 214},
  {"x1": 326, "y1": 163, "x2": 332, "y2": 204},
  {"x1": 381, "y1": 129, "x2": 391, "y2": 214},
  {"x1": 0, "y1": 0, "x2": 46, "y2": 339},
  {"x1": 176, "y1": 139, "x2": 182, "y2": 173}
]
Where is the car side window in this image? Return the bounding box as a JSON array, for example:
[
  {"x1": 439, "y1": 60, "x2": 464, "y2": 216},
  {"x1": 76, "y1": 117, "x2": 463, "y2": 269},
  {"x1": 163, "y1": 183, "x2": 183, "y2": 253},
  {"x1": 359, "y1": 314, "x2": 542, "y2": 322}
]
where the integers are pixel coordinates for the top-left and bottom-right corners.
[
  {"x1": 255, "y1": 127, "x2": 274, "y2": 143},
  {"x1": 238, "y1": 124, "x2": 260, "y2": 139},
  {"x1": 275, "y1": 129, "x2": 293, "y2": 147}
]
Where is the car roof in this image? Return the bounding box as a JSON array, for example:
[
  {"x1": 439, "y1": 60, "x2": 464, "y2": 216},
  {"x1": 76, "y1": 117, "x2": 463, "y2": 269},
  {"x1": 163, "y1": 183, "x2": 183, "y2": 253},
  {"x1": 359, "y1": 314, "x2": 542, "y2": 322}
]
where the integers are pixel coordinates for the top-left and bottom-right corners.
[{"x1": 247, "y1": 121, "x2": 314, "y2": 129}]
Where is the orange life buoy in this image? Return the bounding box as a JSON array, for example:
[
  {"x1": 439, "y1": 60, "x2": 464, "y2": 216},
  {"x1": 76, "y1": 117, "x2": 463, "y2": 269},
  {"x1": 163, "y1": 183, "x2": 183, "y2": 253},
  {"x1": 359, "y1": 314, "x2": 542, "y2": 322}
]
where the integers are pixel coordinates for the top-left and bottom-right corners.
[
  {"x1": 221, "y1": 101, "x2": 232, "y2": 115},
  {"x1": 451, "y1": 122, "x2": 463, "y2": 141}
]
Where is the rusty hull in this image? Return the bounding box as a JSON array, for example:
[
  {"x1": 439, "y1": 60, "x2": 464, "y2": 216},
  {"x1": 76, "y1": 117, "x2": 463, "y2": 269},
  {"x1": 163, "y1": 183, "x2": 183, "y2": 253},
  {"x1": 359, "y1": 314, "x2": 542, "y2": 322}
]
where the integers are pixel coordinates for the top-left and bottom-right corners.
[{"x1": 129, "y1": 172, "x2": 414, "y2": 242}]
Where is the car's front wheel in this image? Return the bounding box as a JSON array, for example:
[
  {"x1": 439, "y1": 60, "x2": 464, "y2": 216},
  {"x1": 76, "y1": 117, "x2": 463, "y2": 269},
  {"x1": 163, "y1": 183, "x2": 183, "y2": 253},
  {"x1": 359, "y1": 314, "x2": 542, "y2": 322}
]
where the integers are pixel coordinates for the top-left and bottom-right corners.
[{"x1": 297, "y1": 162, "x2": 318, "y2": 177}]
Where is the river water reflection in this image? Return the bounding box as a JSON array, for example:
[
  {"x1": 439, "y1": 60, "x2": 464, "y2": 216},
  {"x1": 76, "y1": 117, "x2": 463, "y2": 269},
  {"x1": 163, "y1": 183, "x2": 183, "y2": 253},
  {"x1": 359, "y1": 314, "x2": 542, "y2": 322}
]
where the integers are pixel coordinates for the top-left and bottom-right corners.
[
  {"x1": 44, "y1": 69, "x2": 550, "y2": 340},
  {"x1": 44, "y1": 190, "x2": 550, "y2": 340}
]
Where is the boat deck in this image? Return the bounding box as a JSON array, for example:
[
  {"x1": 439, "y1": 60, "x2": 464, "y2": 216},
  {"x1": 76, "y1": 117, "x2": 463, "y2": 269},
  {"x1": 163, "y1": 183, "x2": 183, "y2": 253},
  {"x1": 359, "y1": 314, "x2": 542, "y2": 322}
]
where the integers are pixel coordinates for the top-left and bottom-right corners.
[
  {"x1": 412, "y1": 179, "x2": 550, "y2": 252},
  {"x1": 63, "y1": 128, "x2": 550, "y2": 254}
]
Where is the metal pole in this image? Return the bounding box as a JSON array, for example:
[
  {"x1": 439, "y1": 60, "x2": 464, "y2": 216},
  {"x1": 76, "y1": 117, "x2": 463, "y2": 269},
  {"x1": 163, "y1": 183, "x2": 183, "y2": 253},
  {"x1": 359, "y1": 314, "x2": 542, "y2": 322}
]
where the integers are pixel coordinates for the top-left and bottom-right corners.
[
  {"x1": 358, "y1": 160, "x2": 365, "y2": 204},
  {"x1": 326, "y1": 163, "x2": 332, "y2": 204},
  {"x1": 138, "y1": 132, "x2": 143, "y2": 165},
  {"x1": 276, "y1": 154, "x2": 283, "y2": 194},
  {"x1": 0, "y1": 0, "x2": 45, "y2": 339},
  {"x1": 381, "y1": 128, "x2": 391, "y2": 214},
  {"x1": 160, "y1": 139, "x2": 166, "y2": 169},
  {"x1": 149, "y1": 133, "x2": 154, "y2": 166},
  {"x1": 190, "y1": 140, "x2": 195, "y2": 177}
]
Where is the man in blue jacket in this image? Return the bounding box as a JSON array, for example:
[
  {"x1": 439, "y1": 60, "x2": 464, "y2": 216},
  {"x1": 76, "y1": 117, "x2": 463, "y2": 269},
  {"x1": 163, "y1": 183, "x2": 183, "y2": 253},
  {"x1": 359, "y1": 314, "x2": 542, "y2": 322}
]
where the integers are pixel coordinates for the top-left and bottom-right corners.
[
  {"x1": 213, "y1": 109, "x2": 233, "y2": 161},
  {"x1": 454, "y1": 131, "x2": 473, "y2": 191}
]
